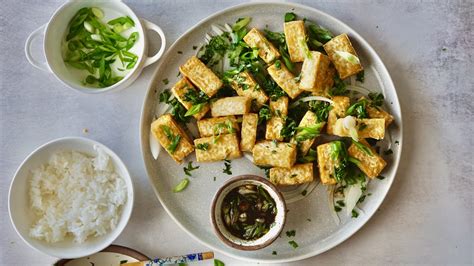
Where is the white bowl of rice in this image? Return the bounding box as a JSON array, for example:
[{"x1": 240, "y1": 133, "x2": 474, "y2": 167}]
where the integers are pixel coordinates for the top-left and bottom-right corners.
[{"x1": 8, "y1": 137, "x2": 134, "y2": 259}]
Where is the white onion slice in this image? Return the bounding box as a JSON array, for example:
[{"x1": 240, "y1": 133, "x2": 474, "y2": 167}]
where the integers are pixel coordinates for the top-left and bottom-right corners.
[
  {"x1": 344, "y1": 183, "x2": 363, "y2": 216},
  {"x1": 155, "y1": 102, "x2": 172, "y2": 117},
  {"x1": 328, "y1": 186, "x2": 340, "y2": 225},
  {"x1": 149, "y1": 130, "x2": 161, "y2": 160},
  {"x1": 224, "y1": 23, "x2": 233, "y2": 32},
  {"x1": 211, "y1": 25, "x2": 225, "y2": 35},
  {"x1": 290, "y1": 96, "x2": 333, "y2": 108},
  {"x1": 342, "y1": 116, "x2": 359, "y2": 141},
  {"x1": 346, "y1": 85, "x2": 372, "y2": 95}
]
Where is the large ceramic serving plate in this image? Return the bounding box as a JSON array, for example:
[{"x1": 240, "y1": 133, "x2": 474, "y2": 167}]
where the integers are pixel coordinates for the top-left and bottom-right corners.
[{"x1": 140, "y1": 2, "x2": 402, "y2": 263}]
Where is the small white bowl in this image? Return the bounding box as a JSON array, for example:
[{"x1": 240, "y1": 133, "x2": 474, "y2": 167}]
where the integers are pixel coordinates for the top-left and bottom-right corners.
[
  {"x1": 211, "y1": 175, "x2": 286, "y2": 251},
  {"x1": 25, "y1": 0, "x2": 166, "y2": 94},
  {"x1": 8, "y1": 137, "x2": 134, "y2": 259}
]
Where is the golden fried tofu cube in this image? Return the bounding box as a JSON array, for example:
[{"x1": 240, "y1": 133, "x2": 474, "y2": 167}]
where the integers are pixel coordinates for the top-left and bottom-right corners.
[
  {"x1": 151, "y1": 114, "x2": 194, "y2": 164},
  {"x1": 323, "y1": 33, "x2": 363, "y2": 79},
  {"x1": 284, "y1": 20, "x2": 308, "y2": 62},
  {"x1": 290, "y1": 111, "x2": 324, "y2": 155},
  {"x1": 300, "y1": 51, "x2": 332, "y2": 94},
  {"x1": 266, "y1": 97, "x2": 289, "y2": 141},
  {"x1": 179, "y1": 56, "x2": 222, "y2": 97},
  {"x1": 333, "y1": 118, "x2": 385, "y2": 139},
  {"x1": 327, "y1": 96, "x2": 350, "y2": 134},
  {"x1": 197, "y1": 116, "x2": 239, "y2": 137},
  {"x1": 210, "y1": 96, "x2": 251, "y2": 117},
  {"x1": 243, "y1": 28, "x2": 280, "y2": 63},
  {"x1": 269, "y1": 163, "x2": 314, "y2": 186},
  {"x1": 267, "y1": 63, "x2": 303, "y2": 99},
  {"x1": 316, "y1": 142, "x2": 339, "y2": 185},
  {"x1": 367, "y1": 105, "x2": 394, "y2": 127},
  {"x1": 240, "y1": 114, "x2": 258, "y2": 152},
  {"x1": 194, "y1": 134, "x2": 242, "y2": 162},
  {"x1": 252, "y1": 141, "x2": 297, "y2": 168},
  {"x1": 171, "y1": 78, "x2": 210, "y2": 120},
  {"x1": 348, "y1": 139, "x2": 387, "y2": 178},
  {"x1": 230, "y1": 71, "x2": 268, "y2": 107}
]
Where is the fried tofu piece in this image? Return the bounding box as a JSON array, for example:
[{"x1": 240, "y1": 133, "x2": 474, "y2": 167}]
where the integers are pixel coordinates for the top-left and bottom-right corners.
[
  {"x1": 270, "y1": 163, "x2": 314, "y2": 186},
  {"x1": 243, "y1": 28, "x2": 280, "y2": 63},
  {"x1": 284, "y1": 20, "x2": 308, "y2": 62},
  {"x1": 267, "y1": 63, "x2": 303, "y2": 99},
  {"x1": 151, "y1": 114, "x2": 194, "y2": 163},
  {"x1": 367, "y1": 105, "x2": 394, "y2": 127},
  {"x1": 171, "y1": 78, "x2": 210, "y2": 120},
  {"x1": 300, "y1": 51, "x2": 332, "y2": 95},
  {"x1": 252, "y1": 141, "x2": 297, "y2": 168},
  {"x1": 323, "y1": 33, "x2": 363, "y2": 79},
  {"x1": 194, "y1": 134, "x2": 242, "y2": 162},
  {"x1": 210, "y1": 96, "x2": 251, "y2": 117},
  {"x1": 348, "y1": 139, "x2": 387, "y2": 178},
  {"x1": 230, "y1": 71, "x2": 268, "y2": 107},
  {"x1": 240, "y1": 114, "x2": 258, "y2": 152},
  {"x1": 197, "y1": 116, "x2": 239, "y2": 137},
  {"x1": 333, "y1": 118, "x2": 385, "y2": 139},
  {"x1": 316, "y1": 142, "x2": 339, "y2": 185},
  {"x1": 265, "y1": 97, "x2": 289, "y2": 141},
  {"x1": 290, "y1": 111, "x2": 324, "y2": 155},
  {"x1": 179, "y1": 56, "x2": 222, "y2": 97},
  {"x1": 327, "y1": 96, "x2": 350, "y2": 134}
]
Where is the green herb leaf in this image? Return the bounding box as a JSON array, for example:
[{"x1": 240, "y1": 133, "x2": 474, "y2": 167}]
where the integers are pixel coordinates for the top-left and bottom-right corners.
[
  {"x1": 356, "y1": 70, "x2": 365, "y2": 83},
  {"x1": 352, "y1": 140, "x2": 373, "y2": 156},
  {"x1": 368, "y1": 92, "x2": 385, "y2": 107},
  {"x1": 295, "y1": 122, "x2": 325, "y2": 142},
  {"x1": 329, "y1": 76, "x2": 348, "y2": 96},
  {"x1": 223, "y1": 160, "x2": 232, "y2": 175},
  {"x1": 184, "y1": 103, "x2": 205, "y2": 117},
  {"x1": 284, "y1": 12, "x2": 297, "y2": 22},
  {"x1": 384, "y1": 149, "x2": 393, "y2": 155},
  {"x1": 272, "y1": 251, "x2": 277, "y2": 255},
  {"x1": 352, "y1": 209, "x2": 359, "y2": 218},
  {"x1": 161, "y1": 125, "x2": 181, "y2": 154},
  {"x1": 196, "y1": 143, "x2": 209, "y2": 151},
  {"x1": 346, "y1": 99, "x2": 368, "y2": 118},
  {"x1": 286, "y1": 230, "x2": 296, "y2": 237},
  {"x1": 214, "y1": 259, "x2": 225, "y2": 266},
  {"x1": 232, "y1": 17, "x2": 251, "y2": 31},
  {"x1": 183, "y1": 161, "x2": 199, "y2": 176},
  {"x1": 288, "y1": 240, "x2": 299, "y2": 249},
  {"x1": 377, "y1": 175, "x2": 386, "y2": 180},
  {"x1": 173, "y1": 178, "x2": 189, "y2": 193},
  {"x1": 308, "y1": 24, "x2": 333, "y2": 44}
]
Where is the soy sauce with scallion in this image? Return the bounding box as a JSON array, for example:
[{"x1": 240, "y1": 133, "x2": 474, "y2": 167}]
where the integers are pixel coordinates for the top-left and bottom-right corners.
[{"x1": 221, "y1": 184, "x2": 277, "y2": 240}]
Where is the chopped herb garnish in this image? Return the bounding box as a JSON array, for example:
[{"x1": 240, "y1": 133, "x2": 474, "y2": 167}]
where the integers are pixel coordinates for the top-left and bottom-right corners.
[
  {"x1": 356, "y1": 70, "x2": 365, "y2": 82},
  {"x1": 173, "y1": 178, "x2": 189, "y2": 193},
  {"x1": 274, "y1": 60, "x2": 281, "y2": 69},
  {"x1": 288, "y1": 240, "x2": 299, "y2": 249},
  {"x1": 352, "y1": 140, "x2": 373, "y2": 156},
  {"x1": 335, "y1": 51, "x2": 360, "y2": 64},
  {"x1": 334, "y1": 206, "x2": 342, "y2": 212},
  {"x1": 214, "y1": 259, "x2": 225, "y2": 266},
  {"x1": 395, "y1": 140, "x2": 399, "y2": 145},
  {"x1": 160, "y1": 125, "x2": 181, "y2": 154},
  {"x1": 368, "y1": 92, "x2": 384, "y2": 107},
  {"x1": 294, "y1": 122, "x2": 325, "y2": 142},
  {"x1": 120, "y1": 260, "x2": 128, "y2": 264},
  {"x1": 162, "y1": 78, "x2": 169, "y2": 85},
  {"x1": 286, "y1": 230, "x2": 296, "y2": 237},
  {"x1": 177, "y1": 51, "x2": 183, "y2": 54},
  {"x1": 358, "y1": 194, "x2": 367, "y2": 204},
  {"x1": 336, "y1": 200, "x2": 345, "y2": 207},
  {"x1": 183, "y1": 161, "x2": 199, "y2": 176},
  {"x1": 213, "y1": 176, "x2": 217, "y2": 181},
  {"x1": 307, "y1": 218, "x2": 311, "y2": 222},
  {"x1": 384, "y1": 149, "x2": 393, "y2": 155},
  {"x1": 184, "y1": 103, "x2": 205, "y2": 117},
  {"x1": 159, "y1": 89, "x2": 189, "y2": 123},
  {"x1": 329, "y1": 76, "x2": 348, "y2": 96},
  {"x1": 301, "y1": 190, "x2": 307, "y2": 196},
  {"x1": 346, "y1": 99, "x2": 368, "y2": 118},
  {"x1": 358, "y1": 123, "x2": 368, "y2": 131},
  {"x1": 223, "y1": 159, "x2": 232, "y2": 175},
  {"x1": 196, "y1": 143, "x2": 209, "y2": 151},
  {"x1": 272, "y1": 251, "x2": 277, "y2": 255},
  {"x1": 192, "y1": 45, "x2": 198, "y2": 50},
  {"x1": 284, "y1": 12, "x2": 297, "y2": 22},
  {"x1": 351, "y1": 209, "x2": 359, "y2": 218}
]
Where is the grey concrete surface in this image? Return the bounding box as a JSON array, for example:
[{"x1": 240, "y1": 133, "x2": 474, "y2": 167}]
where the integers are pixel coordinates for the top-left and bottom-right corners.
[{"x1": 0, "y1": 0, "x2": 472, "y2": 265}]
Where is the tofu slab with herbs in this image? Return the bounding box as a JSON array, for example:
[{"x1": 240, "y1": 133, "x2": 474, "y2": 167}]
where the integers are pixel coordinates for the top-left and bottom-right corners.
[{"x1": 150, "y1": 12, "x2": 396, "y2": 224}]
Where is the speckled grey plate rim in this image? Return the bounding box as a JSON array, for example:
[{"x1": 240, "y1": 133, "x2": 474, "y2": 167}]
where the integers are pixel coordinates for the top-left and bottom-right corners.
[{"x1": 139, "y1": 1, "x2": 403, "y2": 263}]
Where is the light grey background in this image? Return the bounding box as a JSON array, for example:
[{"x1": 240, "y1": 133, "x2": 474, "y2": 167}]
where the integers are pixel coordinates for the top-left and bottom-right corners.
[{"x1": 1, "y1": 0, "x2": 472, "y2": 265}]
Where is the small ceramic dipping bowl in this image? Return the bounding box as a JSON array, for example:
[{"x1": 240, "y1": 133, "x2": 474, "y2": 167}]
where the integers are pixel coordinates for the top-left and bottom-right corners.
[{"x1": 210, "y1": 175, "x2": 286, "y2": 251}]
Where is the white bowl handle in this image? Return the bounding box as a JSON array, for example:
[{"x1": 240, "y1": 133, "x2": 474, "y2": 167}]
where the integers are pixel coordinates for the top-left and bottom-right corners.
[
  {"x1": 25, "y1": 24, "x2": 50, "y2": 72},
  {"x1": 141, "y1": 19, "x2": 166, "y2": 68}
]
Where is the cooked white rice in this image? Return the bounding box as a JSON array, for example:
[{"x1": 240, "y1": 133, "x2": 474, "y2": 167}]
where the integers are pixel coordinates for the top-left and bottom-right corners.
[{"x1": 29, "y1": 148, "x2": 127, "y2": 243}]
